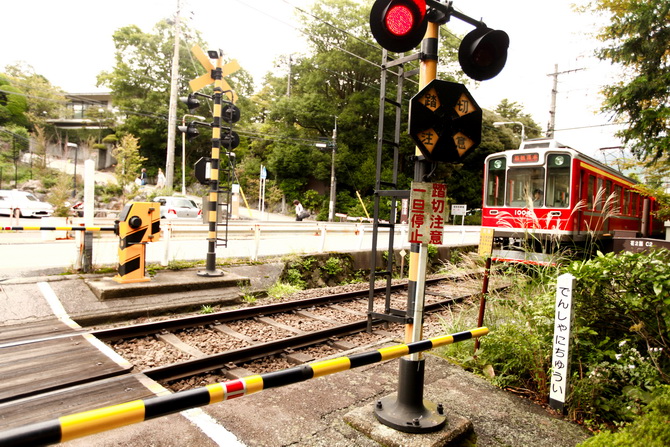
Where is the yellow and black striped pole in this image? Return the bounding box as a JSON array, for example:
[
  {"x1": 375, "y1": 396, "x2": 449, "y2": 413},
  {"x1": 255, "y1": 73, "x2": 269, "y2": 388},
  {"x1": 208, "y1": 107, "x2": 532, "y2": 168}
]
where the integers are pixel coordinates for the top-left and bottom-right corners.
[
  {"x1": 0, "y1": 328, "x2": 488, "y2": 446},
  {"x1": 199, "y1": 55, "x2": 225, "y2": 277},
  {"x1": 375, "y1": 21, "x2": 443, "y2": 433}
]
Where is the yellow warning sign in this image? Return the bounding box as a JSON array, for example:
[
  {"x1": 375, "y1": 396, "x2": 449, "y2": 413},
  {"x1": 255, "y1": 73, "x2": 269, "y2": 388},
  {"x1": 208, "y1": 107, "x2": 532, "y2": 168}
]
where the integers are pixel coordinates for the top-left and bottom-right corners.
[
  {"x1": 478, "y1": 227, "x2": 495, "y2": 257},
  {"x1": 418, "y1": 128, "x2": 439, "y2": 151},
  {"x1": 453, "y1": 132, "x2": 475, "y2": 157},
  {"x1": 454, "y1": 93, "x2": 477, "y2": 117},
  {"x1": 418, "y1": 88, "x2": 440, "y2": 112}
]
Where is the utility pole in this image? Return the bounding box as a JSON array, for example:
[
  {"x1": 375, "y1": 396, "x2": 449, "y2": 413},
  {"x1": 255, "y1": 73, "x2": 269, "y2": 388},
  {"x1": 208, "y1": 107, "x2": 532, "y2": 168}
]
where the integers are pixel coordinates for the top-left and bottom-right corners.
[
  {"x1": 287, "y1": 55, "x2": 292, "y2": 97},
  {"x1": 165, "y1": 0, "x2": 181, "y2": 190},
  {"x1": 546, "y1": 64, "x2": 585, "y2": 138},
  {"x1": 328, "y1": 117, "x2": 337, "y2": 222}
]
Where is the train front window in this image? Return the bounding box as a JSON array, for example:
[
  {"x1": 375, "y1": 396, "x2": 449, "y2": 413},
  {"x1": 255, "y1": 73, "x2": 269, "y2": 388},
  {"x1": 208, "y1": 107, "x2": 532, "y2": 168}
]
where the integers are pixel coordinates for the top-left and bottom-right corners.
[
  {"x1": 486, "y1": 157, "x2": 506, "y2": 206},
  {"x1": 506, "y1": 167, "x2": 545, "y2": 207},
  {"x1": 546, "y1": 154, "x2": 571, "y2": 208}
]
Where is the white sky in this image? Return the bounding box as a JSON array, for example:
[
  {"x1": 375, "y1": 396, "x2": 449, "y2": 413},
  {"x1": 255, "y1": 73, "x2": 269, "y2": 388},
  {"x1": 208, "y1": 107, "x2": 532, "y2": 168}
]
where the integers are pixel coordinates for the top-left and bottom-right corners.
[{"x1": 1, "y1": 0, "x2": 623, "y2": 160}]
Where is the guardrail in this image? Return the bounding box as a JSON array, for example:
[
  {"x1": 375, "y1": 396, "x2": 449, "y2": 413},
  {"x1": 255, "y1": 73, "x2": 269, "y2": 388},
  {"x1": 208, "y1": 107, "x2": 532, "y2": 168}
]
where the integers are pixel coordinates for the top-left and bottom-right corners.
[{"x1": 0, "y1": 220, "x2": 481, "y2": 273}]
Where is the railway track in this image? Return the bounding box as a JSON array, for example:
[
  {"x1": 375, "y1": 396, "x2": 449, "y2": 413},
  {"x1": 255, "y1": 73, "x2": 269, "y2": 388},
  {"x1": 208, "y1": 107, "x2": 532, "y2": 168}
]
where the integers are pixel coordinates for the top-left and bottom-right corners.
[
  {"x1": 0, "y1": 273, "x2": 508, "y2": 435},
  {"x1": 89, "y1": 274, "x2": 505, "y2": 388}
]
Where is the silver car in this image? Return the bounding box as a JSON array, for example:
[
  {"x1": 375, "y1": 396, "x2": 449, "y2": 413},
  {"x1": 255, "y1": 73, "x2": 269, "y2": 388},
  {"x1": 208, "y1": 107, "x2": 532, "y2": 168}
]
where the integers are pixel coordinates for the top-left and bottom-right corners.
[{"x1": 154, "y1": 196, "x2": 201, "y2": 219}]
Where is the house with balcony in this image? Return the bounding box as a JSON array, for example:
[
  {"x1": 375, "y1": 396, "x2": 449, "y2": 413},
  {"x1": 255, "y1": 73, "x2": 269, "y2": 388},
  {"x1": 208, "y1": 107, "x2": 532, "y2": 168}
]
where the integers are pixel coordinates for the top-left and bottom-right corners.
[{"x1": 46, "y1": 91, "x2": 117, "y2": 170}]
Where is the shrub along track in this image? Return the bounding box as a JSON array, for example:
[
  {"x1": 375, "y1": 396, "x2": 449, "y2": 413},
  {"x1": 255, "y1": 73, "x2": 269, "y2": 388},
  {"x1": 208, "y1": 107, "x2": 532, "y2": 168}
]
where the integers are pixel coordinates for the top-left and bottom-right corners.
[{"x1": 92, "y1": 273, "x2": 508, "y2": 392}]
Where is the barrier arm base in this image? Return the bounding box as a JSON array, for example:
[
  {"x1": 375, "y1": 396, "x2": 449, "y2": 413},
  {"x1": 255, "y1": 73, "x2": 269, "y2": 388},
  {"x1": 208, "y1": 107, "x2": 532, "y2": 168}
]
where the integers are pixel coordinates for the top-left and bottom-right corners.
[{"x1": 374, "y1": 357, "x2": 446, "y2": 433}]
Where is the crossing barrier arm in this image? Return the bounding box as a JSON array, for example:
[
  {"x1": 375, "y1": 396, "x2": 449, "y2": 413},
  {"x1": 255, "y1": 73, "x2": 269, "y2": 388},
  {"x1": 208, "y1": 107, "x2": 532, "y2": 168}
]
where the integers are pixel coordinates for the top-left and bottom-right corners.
[
  {"x1": 0, "y1": 328, "x2": 488, "y2": 446},
  {"x1": 1, "y1": 226, "x2": 116, "y2": 232}
]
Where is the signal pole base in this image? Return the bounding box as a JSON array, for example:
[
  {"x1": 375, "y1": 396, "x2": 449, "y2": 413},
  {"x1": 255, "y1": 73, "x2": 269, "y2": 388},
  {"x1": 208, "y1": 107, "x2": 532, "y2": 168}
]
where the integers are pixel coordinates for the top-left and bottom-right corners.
[
  {"x1": 197, "y1": 268, "x2": 224, "y2": 277},
  {"x1": 374, "y1": 358, "x2": 447, "y2": 433},
  {"x1": 198, "y1": 251, "x2": 224, "y2": 277}
]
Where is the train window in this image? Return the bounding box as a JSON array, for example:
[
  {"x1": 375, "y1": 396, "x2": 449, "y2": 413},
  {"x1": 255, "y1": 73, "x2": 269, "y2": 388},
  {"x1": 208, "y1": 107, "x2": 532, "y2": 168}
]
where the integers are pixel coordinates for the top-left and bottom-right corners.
[
  {"x1": 486, "y1": 158, "x2": 506, "y2": 206},
  {"x1": 596, "y1": 178, "x2": 604, "y2": 211},
  {"x1": 546, "y1": 154, "x2": 571, "y2": 208},
  {"x1": 587, "y1": 175, "x2": 595, "y2": 209},
  {"x1": 506, "y1": 167, "x2": 545, "y2": 207},
  {"x1": 623, "y1": 190, "x2": 629, "y2": 215},
  {"x1": 614, "y1": 185, "x2": 622, "y2": 213}
]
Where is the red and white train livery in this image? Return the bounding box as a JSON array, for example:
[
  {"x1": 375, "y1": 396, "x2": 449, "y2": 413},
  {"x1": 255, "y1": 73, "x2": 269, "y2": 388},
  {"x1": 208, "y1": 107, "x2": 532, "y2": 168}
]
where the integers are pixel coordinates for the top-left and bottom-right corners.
[{"x1": 482, "y1": 139, "x2": 663, "y2": 256}]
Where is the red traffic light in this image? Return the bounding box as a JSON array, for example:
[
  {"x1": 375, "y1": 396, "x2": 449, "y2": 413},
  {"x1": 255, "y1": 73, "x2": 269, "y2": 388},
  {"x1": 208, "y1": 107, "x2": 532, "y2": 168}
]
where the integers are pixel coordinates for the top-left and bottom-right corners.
[
  {"x1": 459, "y1": 27, "x2": 509, "y2": 81},
  {"x1": 370, "y1": 0, "x2": 427, "y2": 53}
]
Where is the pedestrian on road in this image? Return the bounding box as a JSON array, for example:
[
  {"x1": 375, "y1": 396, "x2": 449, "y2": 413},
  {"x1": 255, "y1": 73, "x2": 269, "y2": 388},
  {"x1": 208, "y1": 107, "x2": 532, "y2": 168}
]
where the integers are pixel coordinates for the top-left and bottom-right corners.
[
  {"x1": 293, "y1": 200, "x2": 308, "y2": 221},
  {"x1": 156, "y1": 168, "x2": 166, "y2": 189},
  {"x1": 140, "y1": 168, "x2": 148, "y2": 186}
]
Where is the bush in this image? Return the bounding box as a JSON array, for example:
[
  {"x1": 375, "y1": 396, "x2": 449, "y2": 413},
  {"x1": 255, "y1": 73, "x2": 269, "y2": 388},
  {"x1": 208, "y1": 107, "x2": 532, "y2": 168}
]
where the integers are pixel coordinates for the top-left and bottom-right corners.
[
  {"x1": 438, "y1": 262, "x2": 558, "y2": 394},
  {"x1": 565, "y1": 250, "x2": 670, "y2": 425},
  {"x1": 578, "y1": 385, "x2": 670, "y2": 446},
  {"x1": 437, "y1": 249, "x2": 670, "y2": 430}
]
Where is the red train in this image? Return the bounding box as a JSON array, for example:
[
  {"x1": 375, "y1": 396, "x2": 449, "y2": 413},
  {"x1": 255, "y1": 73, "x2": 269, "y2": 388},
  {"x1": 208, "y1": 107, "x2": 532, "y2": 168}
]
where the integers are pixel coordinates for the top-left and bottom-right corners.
[{"x1": 481, "y1": 138, "x2": 664, "y2": 262}]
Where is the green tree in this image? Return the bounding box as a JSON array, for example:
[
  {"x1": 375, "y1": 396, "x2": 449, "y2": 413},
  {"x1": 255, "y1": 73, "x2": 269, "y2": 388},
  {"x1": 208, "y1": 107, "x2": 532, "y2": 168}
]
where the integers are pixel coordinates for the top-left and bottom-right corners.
[
  {"x1": 97, "y1": 20, "x2": 253, "y2": 177},
  {"x1": 586, "y1": 0, "x2": 670, "y2": 162},
  {"x1": 0, "y1": 75, "x2": 29, "y2": 128},
  {"x1": 3, "y1": 62, "x2": 66, "y2": 130},
  {"x1": 113, "y1": 134, "x2": 147, "y2": 194}
]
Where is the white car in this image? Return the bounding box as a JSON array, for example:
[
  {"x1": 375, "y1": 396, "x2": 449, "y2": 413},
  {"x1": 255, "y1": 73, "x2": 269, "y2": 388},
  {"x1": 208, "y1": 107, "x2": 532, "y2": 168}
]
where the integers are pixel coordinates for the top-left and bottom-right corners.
[
  {"x1": 0, "y1": 190, "x2": 54, "y2": 218},
  {"x1": 154, "y1": 196, "x2": 201, "y2": 219}
]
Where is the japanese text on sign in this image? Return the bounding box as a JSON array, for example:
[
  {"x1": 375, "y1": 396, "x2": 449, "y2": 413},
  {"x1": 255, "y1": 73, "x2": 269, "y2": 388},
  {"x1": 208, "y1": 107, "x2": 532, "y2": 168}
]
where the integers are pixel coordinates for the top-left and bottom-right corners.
[
  {"x1": 549, "y1": 273, "x2": 575, "y2": 413},
  {"x1": 408, "y1": 182, "x2": 447, "y2": 245}
]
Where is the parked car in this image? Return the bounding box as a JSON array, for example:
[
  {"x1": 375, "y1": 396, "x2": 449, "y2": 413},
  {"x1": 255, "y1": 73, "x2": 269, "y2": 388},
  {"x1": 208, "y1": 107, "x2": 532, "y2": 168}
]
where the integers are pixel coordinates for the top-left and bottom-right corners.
[
  {"x1": 154, "y1": 196, "x2": 201, "y2": 219},
  {"x1": 0, "y1": 189, "x2": 53, "y2": 218}
]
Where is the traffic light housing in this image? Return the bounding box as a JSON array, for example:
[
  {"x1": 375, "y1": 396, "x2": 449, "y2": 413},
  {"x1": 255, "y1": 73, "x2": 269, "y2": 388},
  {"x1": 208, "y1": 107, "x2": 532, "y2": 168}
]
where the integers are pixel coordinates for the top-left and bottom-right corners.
[
  {"x1": 180, "y1": 93, "x2": 201, "y2": 112},
  {"x1": 222, "y1": 103, "x2": 240, "y2": 124},
  {"x1": 458, "y1": 26, "x2": 509, "y2": 81},
  {"x1": 177, "y1": 122, "x2": 200, "y2": 141},
  {"x1": 370, "y1": 0, "x2": 428, "y2": 53},
  {"x1": 222, "y1": 130, "x2": 240, "y2": 150}
]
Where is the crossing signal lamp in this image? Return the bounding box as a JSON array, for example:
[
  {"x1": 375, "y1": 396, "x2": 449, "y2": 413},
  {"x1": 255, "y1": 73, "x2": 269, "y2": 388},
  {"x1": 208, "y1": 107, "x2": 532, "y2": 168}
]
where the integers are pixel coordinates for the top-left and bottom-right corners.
[
  {"x1": 458, "y1": 26, "x2": 509, "y2": 81},
  {"x1": 370, "y1": 0, "x2": 428, "y2": 53},
  {"x1": 177, "y1": 122, "x2": 200, "y2": 141},
  {"x1": 222, "y1": 103, "x2": 240, "y2": 124},
  {"x1": 222, "y1": 130, "x2": 240, "y2": 150},
  {"x1": 180, "y1": 93, "x2": 201, "y2": 112}
]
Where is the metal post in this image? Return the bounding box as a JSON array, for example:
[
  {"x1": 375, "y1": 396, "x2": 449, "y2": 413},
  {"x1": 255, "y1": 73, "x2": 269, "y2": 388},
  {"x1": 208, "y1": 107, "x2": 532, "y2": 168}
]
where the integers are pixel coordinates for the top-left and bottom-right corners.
[
  {"x1": 374, "y1": 21, "x2": 446, "y2": 433},
  {"x1": 474, "y1": 256, "x2": 492, "y2": 352}
]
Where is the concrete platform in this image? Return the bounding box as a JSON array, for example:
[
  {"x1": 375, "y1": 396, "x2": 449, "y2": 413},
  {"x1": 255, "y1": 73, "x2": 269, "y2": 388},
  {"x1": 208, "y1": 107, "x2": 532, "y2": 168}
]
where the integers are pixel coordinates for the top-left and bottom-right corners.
[{"x1": 87, "y1": 269, "x2": 251, "y2": 300}]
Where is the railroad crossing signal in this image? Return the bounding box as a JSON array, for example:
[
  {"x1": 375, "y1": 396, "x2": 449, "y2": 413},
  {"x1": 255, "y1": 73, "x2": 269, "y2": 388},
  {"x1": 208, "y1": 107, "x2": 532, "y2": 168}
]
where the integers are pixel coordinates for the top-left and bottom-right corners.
[
  {"x1": 369, "y1": 0, "x2": 428, "y2": 53},
  {"x1": 194, "y1": 157, "x2": 211, "y2": 185},
  {"x1": 189, "y1": 45, "x2": 240, "y2": 103},
  {"x1": 459, "y1": 26, "x2": 510, "y2": 81},
  {"x1": 408, "y1": 79, "x2": 482, "y2": 163}
]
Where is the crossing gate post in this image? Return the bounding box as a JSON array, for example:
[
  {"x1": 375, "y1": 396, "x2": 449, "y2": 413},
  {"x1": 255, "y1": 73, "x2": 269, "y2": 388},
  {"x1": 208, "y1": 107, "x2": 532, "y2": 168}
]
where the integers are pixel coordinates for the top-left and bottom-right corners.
[
  {"x1": 113, "y1": 202, "x2": 160, "y2": 284},
  {"x1": 373, "y1": 21, "x2": 446, "y2": 434}
]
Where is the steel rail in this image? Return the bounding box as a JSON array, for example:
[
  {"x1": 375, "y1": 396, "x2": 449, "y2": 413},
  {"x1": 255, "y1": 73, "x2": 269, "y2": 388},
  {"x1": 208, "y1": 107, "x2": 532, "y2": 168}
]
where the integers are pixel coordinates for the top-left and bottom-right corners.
[
  {"x1": 141, "y1": 285, "x2": 499, "y2": 382},
  {"x1": 90, "y1": 276, "x2": 456, "y2": 341}
]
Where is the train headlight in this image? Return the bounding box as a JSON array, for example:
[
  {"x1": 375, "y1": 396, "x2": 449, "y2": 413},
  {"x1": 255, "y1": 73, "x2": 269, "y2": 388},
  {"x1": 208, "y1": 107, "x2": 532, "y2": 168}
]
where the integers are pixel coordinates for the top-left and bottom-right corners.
[
  {"x1": 554, "y1": 156, "x2": 565, "y2": 166},
  {"x1": 493, "y1": 159, "x2": 503, "y2": 169}
]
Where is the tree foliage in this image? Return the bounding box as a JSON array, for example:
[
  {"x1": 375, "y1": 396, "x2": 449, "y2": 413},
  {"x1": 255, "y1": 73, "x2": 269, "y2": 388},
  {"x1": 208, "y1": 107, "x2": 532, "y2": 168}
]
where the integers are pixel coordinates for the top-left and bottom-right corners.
[
  {"x1": 2, "y1": 62, "x2": 66, "y2": 131},
  {"x1": 587, "y1": 0, "x2": 670, "y2": 162},
  {"x1": 112, "y1": 134, "x2": 146, "y2": 193}
]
